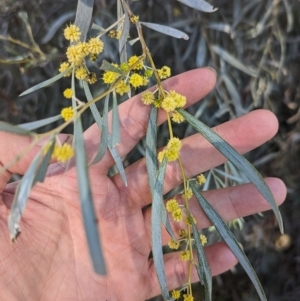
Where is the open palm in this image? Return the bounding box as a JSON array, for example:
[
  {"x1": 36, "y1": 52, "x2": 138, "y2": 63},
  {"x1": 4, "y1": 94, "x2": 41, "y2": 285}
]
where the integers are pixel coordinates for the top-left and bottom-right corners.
[{"x1": 0, "y1": 68, "x2": 286, "y2": 301}]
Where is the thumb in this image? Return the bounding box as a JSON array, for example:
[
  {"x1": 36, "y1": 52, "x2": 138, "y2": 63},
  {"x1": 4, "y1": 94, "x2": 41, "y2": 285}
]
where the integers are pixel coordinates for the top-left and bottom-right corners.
[{"x1": 0, "y1": 131, "x2": 70, "y2": 193}]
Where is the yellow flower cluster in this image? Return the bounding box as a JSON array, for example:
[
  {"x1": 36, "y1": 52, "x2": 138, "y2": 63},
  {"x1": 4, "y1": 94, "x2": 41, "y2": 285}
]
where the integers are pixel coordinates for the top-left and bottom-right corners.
[
  {"x1": 168, "y1": 239, "x2": 180, "y2": 250},
  {"x1": 59, "y1": 62, "x2": 72, "y2": 77},
  {"x1": 165, "y1": 199, "x2": 183, "y2": 222},
  {"x1": 158, "y1": 66, "x2": 171, "y2": 79},
  {"x1": 196, "y1": 174, "x2": 206, "y2": 184},
  {"x1": 53, "y1": 144, "x2": 74, "y2": 162},
  {"x1": 61, "y1": 107, "x2": 74, "y2": 121},
  {"x1": 183, "y1": 293, "x2": 194, "y2": 301},
  {"x1": 200, "y1": 234, "x2": 207, "y2": 246},
  {"x1": 63, "y1": 88, "x2": 73, "y2": 99},
  {"x1": 130, "y1": 15, "x2": 139, "y2": 24},
  {"x1": 161, "y1": 90, "x2": 186, "y2": 112},
  {"x1": 158, "y1": 137, "x2": 182, "y2": 163},
  {"x1": 183, "y1": 188, "x2": 193, "y2": 201},
  {"x1": 102, "y1": 56, "x2": 155, "y2": 95},
  {"x1": 141, "y1": 91, "x2": 155, "y2": 105},
  {"x1": 108, "y1": 29, "x2": 122, "y2": 39},
  {"x1": 172, "y1": 111, "x2": 185, "y2": 123},
  {"x1": 171, "y1": 290, "x2": 181, "y2": 300},
  {"x1": 184, "y1": 215, "x2": 197, "y2": 226},
  {"x1": 180, "y1": 250, "x2": 191, "y2": 261},
  {"x1": 60, "y1": 24, "x2": 104, "y2": 84},
  {"x1": 64, "y1": 24, "x2": 81, "y2": 42}
]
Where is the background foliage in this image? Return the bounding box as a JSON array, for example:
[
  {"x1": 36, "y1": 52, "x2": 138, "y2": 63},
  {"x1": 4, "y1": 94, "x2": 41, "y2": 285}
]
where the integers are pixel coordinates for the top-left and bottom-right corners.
[{"x1": 0, "y1": 0, "x2": 299, "y2": 300}]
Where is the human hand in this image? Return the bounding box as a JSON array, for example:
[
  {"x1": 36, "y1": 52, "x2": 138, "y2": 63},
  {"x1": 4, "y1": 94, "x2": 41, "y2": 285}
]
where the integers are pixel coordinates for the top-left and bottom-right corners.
[{"x1": 0, "y1": 68, "x2": 286, "y2": 301}]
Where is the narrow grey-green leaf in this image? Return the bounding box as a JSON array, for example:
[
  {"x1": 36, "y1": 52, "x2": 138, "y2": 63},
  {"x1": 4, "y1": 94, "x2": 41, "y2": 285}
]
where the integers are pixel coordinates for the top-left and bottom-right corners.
[
  {"x1": 191, "y1": 183, "x2": 267, "y2": 301},
  {"x1": 91, "y1": 23, "x2": 106, "y2": 33},
  {"x1": 211, "y1": 45, "x2": 258, "y2": 77},
  {"x1": 119, "y1": 12, "x2": 130, "y2": 53},
  {"x1": 74, "y1": 0, "x2": 94, "y2": 41},
  {"x1": 190, "y1": 216, "x2": 212, "y2": 301},
  {"x1": 8, "y1": 150, "x2": 43, "y2": 241},
  {"x1": 151, "y1": 157, "x2": 170, "y2": 301},
  {"x1": 146, "y1": 106, "x2": 175, "y2": 240},
  {"x1": 83, "y1": 81, "x2": 108, "y2": 164},
  {"x1": 111, "y1": 91, "x2": 120, "y2": 146},
  {"x1": 0, "y1": 121, "x2": 33, "y2": 136},
  {"x1": 19, "y1": 66, "x2": 73, "y2": 96},
  {"x1": 178, "y1": 108, "x2": 283, "y2": 234},
  {"x1": 33, "y1": 138, "x2": 55, "y2": 185},
  {"x1": 19, "y1": 115, "x2": 61, "y2": 131},
  {"x1": 99, "y1": 60, "x2": 123, "y2": 74},
  {"x1": 177, "y1": 0, "x2": 218, "y2": 12},
  {"x1": 74, "y1": 116, "x2": 106, "y2": 275},
  {"x1": 128, "y1": 37, "x2": 140, "y2": 46},
  {"x1": 140, "y1": 22, "x2": 189, "y2": 40}
]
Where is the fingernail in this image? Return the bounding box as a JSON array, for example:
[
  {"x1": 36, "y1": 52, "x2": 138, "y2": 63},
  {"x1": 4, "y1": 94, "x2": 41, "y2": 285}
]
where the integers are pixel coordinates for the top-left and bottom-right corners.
[{"x1": 204, "y1": 67, "x2": 217, "y2": 77}]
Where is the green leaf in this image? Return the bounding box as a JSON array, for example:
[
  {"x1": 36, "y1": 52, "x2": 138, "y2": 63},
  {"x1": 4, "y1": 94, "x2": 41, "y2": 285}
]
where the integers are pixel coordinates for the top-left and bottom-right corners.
[
  {"x1": 33, "y1": 137, "x2": 55, "y2": 185},
  {"x1": 190, "y1": 216, "x2": 212, "y2": 301},
  {"x1": 151, "y1": 157, "x2": 170, "y2": 301},
  {"x1": 99, "y1": 60, "x2": 123, "y2": 74},
  {"x1": 146, "y1": 106, "x2": 175, "y2": 239},
  {"x1": 178, "y1": 108, "x2": 283, "y2": 234},
  {"x1": 8, "y1": 150, "x2": 43, "y2": 241},
  {"x1": 0, "y1": 121, "x2": 33, "y2": 136},
  {"x1": 91, "y1": 23, "x2": 106, "y2": 33},
  {"x1": 74, "y1": 116, "x2": 106, "y2": 275},
  {"x1": 74, "y1": 0, "x2": 94, "y2": 41},
  {"x1": 140, "y1": 22, "x2": 189, "y2": 40},
  {"x1": 83, "y1": 81, "x2": 108, "y2": 164},
  {"x1": 111, "y1": 91, "x2": 120, "y2": 146},
  {"x1": 211, "y1": 45, "x2": 258, "y2": 77},
  {"x1": 191, "y1": 183, "x2": 267, "y2": 301},
  {"x1": 119, "y1": 11, "x2": 130, "y2": 53},
  {"x1": 19, "y1": 66, "x2": 73, "y2": 96},
  {"x1": 19, "y1": 115, "x2": 61, "y2": 131},
  {"x1": 177, "y1": 0, "x2": 218, "y2": 12}
]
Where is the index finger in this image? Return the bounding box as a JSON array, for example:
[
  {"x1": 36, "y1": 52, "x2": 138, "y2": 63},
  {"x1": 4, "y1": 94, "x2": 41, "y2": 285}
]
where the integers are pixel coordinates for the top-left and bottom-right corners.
[{"x1": 83, "y1": 68, "x2": 217, "y2": 170}]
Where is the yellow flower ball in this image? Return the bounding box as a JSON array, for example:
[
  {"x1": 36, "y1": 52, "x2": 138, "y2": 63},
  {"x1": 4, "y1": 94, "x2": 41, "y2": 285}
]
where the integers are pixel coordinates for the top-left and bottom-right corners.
[
  {"x1": 63, "y1": 88, "x2": 73, "y2": 99},
  {"x1": 64, "y1": 24, "x2": 81, "y2": 42}
]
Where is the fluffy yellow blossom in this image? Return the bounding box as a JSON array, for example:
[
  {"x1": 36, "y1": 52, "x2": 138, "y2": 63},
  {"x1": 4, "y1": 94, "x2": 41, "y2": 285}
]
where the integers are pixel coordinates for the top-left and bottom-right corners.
[
  {"x1": 128, "y1": 55, "x2": 144, "y2": 70},
  {"x1": 172, "y1": 208, "x2": 183, "y2": 222},
  {"x1": 129, "y1": 73, "x2": 144, "y2": 88},
  {"x1": 166, "y1": 148, "x2": 180, "y2": 162},
  {"x1": 108, "y1": 29, "x2": 122, "y2": 39},
  {"x1": 158, "y1": 66, "x2": 171, "y2": 79},
  {"x1": 170, "y1": 90, "x2": 186, "y2": 108},
  {"x1": 196, "y1": 174, "x2": 206, "y2": 184},
  {"x1": 167, "y1": 137, "x2": 182, "y2": 153},
  {"x1": 141, "y1": 91, "x2": 154, "y2": 105},
  {"x1": 64, "y1": 24, "x2": 81, "y2": 42},
  {"x1": 66, "y1": 44, "x2": 85, "y2": 66},
  {"x1": 200, "y1": 234, "x2": 207, "y2": 246},
  {"x1": 180, "y1": 250, "x2": 191, "y2": 261},
  {"x1": 130, "y1": 15, "x2": 139, "y2": 24},
  {"x1": 161, "y1": 95, "x2": 177, "y2": 112},
  {"x1": 166, "y1": 199, "x2": 179, "y2": 212},
  {"x1": 77, "y1": 41, "x2": 90, "y2": 57},
  {"x1": 63, "y1": 88, "x2": 73, "y2": 99},
  {"x1": 168, "y1": 239, "x2": 180, "y2": 250},
  {"x1": 171, "y1": 290, "x2": 181, "y2": 300},
  {"x1": 75, "y1": 66, "x2": 88, "y2": 80},
  {"x1": 153, "y1": 99, "x2": 162, "y2": 108},
  {"x1": 183, "y1": 294, "x2": 194, "y2": 301},
  {"x1": 53, "y1": 144, "x2": 74, "y2": 163},
  {"x1": 115, "y1": 80, "x2": 130, "y2": 96},
  {"x1": 172, "y1": 111, "x2": 185, "y2": 123},
  {"x1": 157, "y1": 150, "x2": 166, "y2": 163},
  {"x1": 102, "y1": 70, "x2": 120, "y2": 84},
  {"x1": 59, "y1": 62, "x2": 72, "y2": 76},
  {"x1": 183, "y1": 188, "x2": 193, "y2": 201},
  {"x1": 88, "y1": 37, "x2": 104, "y2": 55},
  {"x1": 87, "y1": 72, "x2": 97, "y2": 84},
  {"x1": 61, "y1": 107, "x2": 74, "y2": 121},
  {"x1": 165, "y1": 137, "x2": 182, "y2": 162}
]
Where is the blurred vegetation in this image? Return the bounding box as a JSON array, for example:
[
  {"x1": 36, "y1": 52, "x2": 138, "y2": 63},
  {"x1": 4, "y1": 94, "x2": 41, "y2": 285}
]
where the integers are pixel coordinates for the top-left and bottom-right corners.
[{"x1": 0, "y1": 0, "x2": 300, "y2": 300}]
